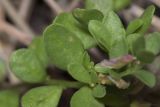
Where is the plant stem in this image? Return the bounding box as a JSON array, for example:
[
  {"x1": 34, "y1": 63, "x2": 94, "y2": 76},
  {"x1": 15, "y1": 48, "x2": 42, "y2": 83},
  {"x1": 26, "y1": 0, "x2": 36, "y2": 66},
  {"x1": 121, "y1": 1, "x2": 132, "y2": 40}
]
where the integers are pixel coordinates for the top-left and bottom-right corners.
[{"x1": 45, "y1": 79, "x2": 85, "y2": 89}]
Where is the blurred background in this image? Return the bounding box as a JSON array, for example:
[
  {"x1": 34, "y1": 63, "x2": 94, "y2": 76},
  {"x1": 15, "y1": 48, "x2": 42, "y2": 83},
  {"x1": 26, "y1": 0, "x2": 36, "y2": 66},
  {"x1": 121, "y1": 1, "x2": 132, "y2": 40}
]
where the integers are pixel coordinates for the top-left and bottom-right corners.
[{"x1": 0, "y1": 0, "x2": 160, "y2": 107}]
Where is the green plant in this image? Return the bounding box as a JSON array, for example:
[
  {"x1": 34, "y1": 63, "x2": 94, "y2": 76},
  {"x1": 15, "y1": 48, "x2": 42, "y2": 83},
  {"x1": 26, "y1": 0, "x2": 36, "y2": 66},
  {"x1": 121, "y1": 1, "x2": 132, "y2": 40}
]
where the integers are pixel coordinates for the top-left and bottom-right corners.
[{"x1": 2, "y1": 1, "x2": 160, "y2": 107}]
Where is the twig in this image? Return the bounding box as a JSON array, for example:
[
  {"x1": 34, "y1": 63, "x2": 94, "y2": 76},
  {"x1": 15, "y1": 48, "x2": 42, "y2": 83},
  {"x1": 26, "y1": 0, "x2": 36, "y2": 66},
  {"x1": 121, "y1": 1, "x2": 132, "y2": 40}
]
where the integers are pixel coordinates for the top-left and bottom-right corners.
[
  {"x1": 18, "y1": 0, "x2": 35, "y2": 21},
  {"x1": 0, "y1": 0, "x2": 34, "y2": 37},
  {"x1": 129, "y1": 4, "x2": 160, "y2": 31},
  {"x1": 66, "y1": 0, "x2": 80, "y2": 12},
  {"x1": 0, "y1": 21, "x2": 32, "y2": 45},
  {"x1": 44, "y1": 0, "x2": 63, "y2": 15}
]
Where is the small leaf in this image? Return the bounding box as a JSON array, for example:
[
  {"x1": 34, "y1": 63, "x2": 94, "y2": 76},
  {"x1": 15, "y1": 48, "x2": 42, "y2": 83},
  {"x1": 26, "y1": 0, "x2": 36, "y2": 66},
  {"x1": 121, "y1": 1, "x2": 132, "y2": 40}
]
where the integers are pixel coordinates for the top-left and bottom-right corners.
[
  {"x1": 95, "y1": 64, "x2": 112, "y2": 74},
  {"x1": 92, "y1": 84, "x2": 106, "y2": 98},
  {"x1": 68, "y1": 63, "x2": 92, "y2": 84},
  {"x1": 136, "y1": 50, "x2": 155, "y2": 63},
  {"x1": 88, "y1": 20, "x2": 112, "y2": 51},
  {"x1": 0, "y1": 59, "x2": 5, "y2": 82},
  {"x1": 132, "y1": 36, "x2": 145, "y2": 55},
  {"x1": 0, "y1": 90, "x2": 19, "y2": 107},
  {"x1": 53, "y1": 13, "x2": 96, "y2": 49},
  {"x1": 71, "y1": 87, "x2": 105, "y2": 107},
  {"x1": 73, "y1": 8, "x2": 103, "y2": 28},
  {"x1": 102, "y1": 11, "x2": 128, "y2": 58},
  {"x1": 114, "y1": 0, "x2": 131, "y2": 11},
  {"x1": 29, "y1": 36, "x2": 49, "y2": 68},
  {"x1": 44, "y1": 24, "x2": 84, "y2": 70},
  {"x1": 127, "y1": 33, "x2": 142, "y2": 53},
  {"x1": 22, "y1": 86, "x2": 63, "y2": 107},
  {"x1": 85, "y1": 0, "x2": 113, "y2": 15},
  {"x1": 126, "y1": 19, "x2": 143, "y2": 35},
  {"x1": 109, "y1": 36, "x2": 128, "y2": 58},
  {"x1": 102, "y1": 11, "x2": 124, "y2": 39},
  {"x1": 134, "y1": 70, "x2": 156, "y2": 88},
  {"x1": 145, "y1": 32, "x2": 160, "y2": 55},
  {"x1": 139, "y1": 5, "x2": 155, "y2": 34},
  {"x1": 10, "y1": 49, "x2": 47, "y2": 83}
]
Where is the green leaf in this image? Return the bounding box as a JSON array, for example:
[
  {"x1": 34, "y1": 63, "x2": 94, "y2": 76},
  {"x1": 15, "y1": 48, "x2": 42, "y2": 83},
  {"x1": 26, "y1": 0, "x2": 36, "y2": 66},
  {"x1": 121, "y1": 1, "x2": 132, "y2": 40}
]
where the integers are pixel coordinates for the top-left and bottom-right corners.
[
  {"x1": 95, "y1": 64, "x2": 112, "y2": 74},
  {"x1": 85, "y1": 0, "x2": 113, "y2": 15},
  {"x1": 88, "y1": 20, "x2": 112, "y2": 52},
  {"x1": 29, "y1": 36, "x2": 49, "y2": 68},
  {"x1": 139, "y1": 5, "x2": 155, "y2": 34},
  {"x1": 92, "y1": 84, "x2": 106, "y2": 98},
  {"x1": 71, "y1": 87, "x2": 105, "y2": 107},
  {"x1": 127, "y1": 33, "x2": 142, "y2": 53},
  {"x1": 145, "y1": 32, "x2": 160, "y2": 55},
  {"x1": 102, "y1": 11, "x2": 128, "y2": 58},
  {"x1": 22, "y1": 86, "x2": 63, "y2": 107},
  {"x1": 136, "y1": 50, "x2": 155, "y2": 63},
  {"x1": 132, "y1": 36, "x2": 145, "y2": 55},
  {"x1": 109, "y1": 36, "x2": 128, "y2": 58},
  {"x1": 114, "y1": 0, "x2": 131, "y2": 11},
  {"x1": 53, "y1": 12, "x2": 96, "y2": 49},
  {"x1": 73, "y1": 8, "x2": 103, "y2": 28},
  {"x1": 0, "y1": 59, "x2": 5, "y2": 82},
  {"x1": 10, "y1": 49, "x2": 47, "y2": 83},
  {"x1": 0, "y1": 90, "x2": 19, "y2": 107},
  {"x1": 68, "y1": 63, "x2": 92, "y2": 84},
  {"x1": 134, "y1": 70, "x2": 156, "y2": 88},
  {"x1": 44, "y1": 24, "x2": 84, "y2": 70},
  {"x1": 126, "y1": 19, "x2": 143, "y2": 35}
]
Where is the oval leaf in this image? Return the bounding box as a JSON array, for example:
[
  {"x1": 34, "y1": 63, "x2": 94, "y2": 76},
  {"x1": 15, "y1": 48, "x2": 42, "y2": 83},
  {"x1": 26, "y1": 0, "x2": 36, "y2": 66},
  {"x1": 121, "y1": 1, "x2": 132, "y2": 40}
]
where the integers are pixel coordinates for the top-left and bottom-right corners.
[
  {"x1": 71, "y1": 87, "x2": 105, "y2": 107},
  {"x1": 145, "y1": 32, "x2": 160, "y2": 55},
  {"x1": 68, "y1": 63, "x2": 92, "y2": 84},
  {"x1": 10, "y1": 49, "x2": 47, "y2": 83},
  {"x1": 29, "y1": 36, "x2": 49, "y2": 68},
  {"x1": 22, "y1": 86, "x2": 63, "y2": 107},
  {"x1": 53, "y1": 13, "x2": 96, "y2": 49},
  {"x1": 92, "y1": 84, "x2": 106, "y2": 98},
  {"x1": 126, "y1": 19, "x2": 143, "y2": 35},
  {"x1": 44, "y1": 24, "x2": 84, "y2": 70},
  {"x1": 73, "y1": 8, "x2": 103, "y2": 28},
  {"x1": 134, "y1": 70, "x2": 156, "y2": 88},
  {"x1": 85, "y1": 0, "x2": 113, "y2": 15},
  {"x1": 0, "y1": 90, "x2": 19, "y2": 107}
]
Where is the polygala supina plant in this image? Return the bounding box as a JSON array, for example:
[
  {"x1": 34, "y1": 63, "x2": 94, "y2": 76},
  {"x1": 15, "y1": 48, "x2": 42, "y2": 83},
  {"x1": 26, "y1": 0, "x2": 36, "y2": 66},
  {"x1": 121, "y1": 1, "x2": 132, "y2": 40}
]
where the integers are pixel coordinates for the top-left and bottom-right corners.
[{"x1": 3, "y1": 0, "x2": 160, "y2": 107}]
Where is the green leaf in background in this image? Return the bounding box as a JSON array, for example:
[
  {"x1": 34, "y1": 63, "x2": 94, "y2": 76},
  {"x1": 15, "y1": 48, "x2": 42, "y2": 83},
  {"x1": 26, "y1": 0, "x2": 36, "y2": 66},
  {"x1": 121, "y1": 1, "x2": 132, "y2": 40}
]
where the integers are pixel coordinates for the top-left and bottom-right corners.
[
  {"x1": 68, "y1": 63, "x2": 92, "y2": 84},
  {"x1": 53, "y1": 12, "x2": 96, "y2": 49},
  {"x1": 138, "y1": 5, "x2": 155, "y2": 34},
  {"x1": 132, "y1": 36, "x2": 145, "y2": 55},
  {"x1": 29, "y1": 36, "x2": 49, "y2": 68},
  {"x1": 126, "y1": 19, "x2": 143, "y2": 35},
  {"x1": 109, "y1": 36, "x2": 128, "y2": 58},
  {"x1": 85, "y1": 0, "x2": 113, "y2": 15},
  {"x1": 73, "y1": 8, "x2": 104, "y2": 28},
  {"x1": 127, "y1": 33, "x2": 142, "y2": 53},
  {"x1": 114, "y1": 0, "x2": 131, "y2": 11},
  {"x1": 70, "y1": 87, "x2": 105, "y2": 107},
  {"x1": 0, "y1": 90, "x2": 19, "y2": 107},
  {"x1": 0, "y1": 59, "x2": 5, "y2": 82},
  {"x1": 88, "y1": 20, "x2": 112, "y2": 52},
  {"x1": 44, "y1": 24, "x2": 84, "y2": 70},
  {"x1": 145, "y1": 32, "x2": 160, "y2": 55},
  {"x1": 22, "y1": 86, "x2": 63, "y2": 107},
  {"x1": 92, "y1": 84, "x2": 106, "y2": 98},
  {"x1": 102, "y1": 11, "x2": 128, "y2": 58},
  {"x1": 134, "y1": 70, "x2": 156, "y2": 88},
  {"x1": 10, "y1": 49, "x2": 47, "y2": 83}
]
